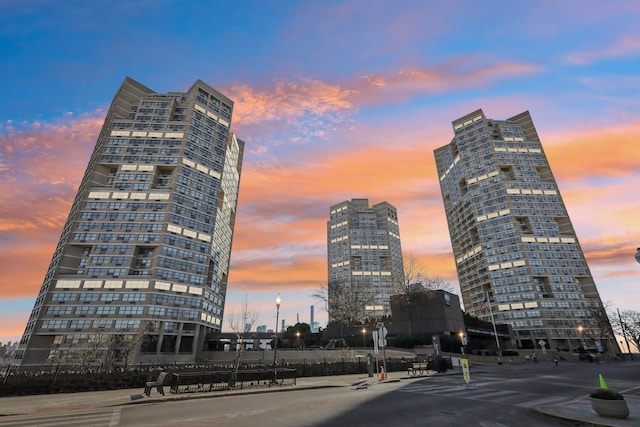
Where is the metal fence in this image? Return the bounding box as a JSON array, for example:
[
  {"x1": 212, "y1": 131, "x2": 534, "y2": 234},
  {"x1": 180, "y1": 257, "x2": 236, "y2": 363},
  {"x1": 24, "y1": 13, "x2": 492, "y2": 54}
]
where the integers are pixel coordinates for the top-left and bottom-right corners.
[{"x1": 0, "y1": 354, "x2": 444, "y2": 397}]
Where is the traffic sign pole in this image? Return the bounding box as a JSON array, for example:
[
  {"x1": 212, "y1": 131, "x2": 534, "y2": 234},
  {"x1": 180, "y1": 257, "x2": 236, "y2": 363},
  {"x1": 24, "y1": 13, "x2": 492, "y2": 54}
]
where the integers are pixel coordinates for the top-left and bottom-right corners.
[{"x1": 376, "y1": 322, "x2": 388, "y2": 380}]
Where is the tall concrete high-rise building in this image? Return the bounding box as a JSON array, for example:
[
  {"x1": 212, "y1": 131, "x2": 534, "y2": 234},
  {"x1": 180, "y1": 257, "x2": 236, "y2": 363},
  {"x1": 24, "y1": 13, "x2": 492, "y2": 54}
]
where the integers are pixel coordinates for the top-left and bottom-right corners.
[
  {"x1": 327, "y1": 199, "x2": 404, "y2": 322},
  {"x1": 434, "y1": 109, "x2": 615, "y2": 351},
  {"x1": 14, "y1": 78, "x2": 244, "y2": 367}
]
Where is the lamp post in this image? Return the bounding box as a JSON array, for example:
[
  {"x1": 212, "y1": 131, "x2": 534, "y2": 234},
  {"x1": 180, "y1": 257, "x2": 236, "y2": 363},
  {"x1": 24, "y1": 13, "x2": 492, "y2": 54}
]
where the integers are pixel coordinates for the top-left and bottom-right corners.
[
  {"x1": 362, "y1": 327, "x2": 367, "y2": 347},
  {"x1": 578, "y1": 325, "x2": 585, "y2": 350},
  {"x1": 273, "y1": 294, "x2": 281, "y2": 365},
  {"x1": 296, "y1": 331, "x2": 300, "y2": 349},
  {"x1": 459, "y1": 332, "x2": 466, "y2": 355}
]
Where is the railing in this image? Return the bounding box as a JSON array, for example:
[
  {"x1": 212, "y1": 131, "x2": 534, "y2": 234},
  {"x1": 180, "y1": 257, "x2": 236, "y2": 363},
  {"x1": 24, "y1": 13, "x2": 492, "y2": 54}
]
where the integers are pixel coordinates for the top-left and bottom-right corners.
[{"x1": 1, "y1": 354, "x2": 435, "y2": 397}]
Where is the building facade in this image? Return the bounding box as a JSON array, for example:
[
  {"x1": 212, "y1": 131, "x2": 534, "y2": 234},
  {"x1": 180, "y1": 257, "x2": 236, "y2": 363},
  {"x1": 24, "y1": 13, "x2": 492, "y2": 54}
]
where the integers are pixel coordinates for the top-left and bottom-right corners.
[
  {"x1": 327, "y1": 199, "x2": 404, "y2": 322},
  {"x1": 389, "y1": 288, "x2": 466, "y2": 338},
  {"x1": 13, "y1": 77, "x2": 244, "y2": 367},
  {"x1": 434, "y1": 109, "x2": 615, "y2": 352}
]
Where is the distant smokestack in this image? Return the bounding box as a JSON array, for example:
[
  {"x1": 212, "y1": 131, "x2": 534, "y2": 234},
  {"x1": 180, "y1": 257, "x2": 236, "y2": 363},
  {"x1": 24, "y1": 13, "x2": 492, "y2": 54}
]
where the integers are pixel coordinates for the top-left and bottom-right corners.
[{"x1": 297, "y1": 312, "x2": 300, "y2": 324}]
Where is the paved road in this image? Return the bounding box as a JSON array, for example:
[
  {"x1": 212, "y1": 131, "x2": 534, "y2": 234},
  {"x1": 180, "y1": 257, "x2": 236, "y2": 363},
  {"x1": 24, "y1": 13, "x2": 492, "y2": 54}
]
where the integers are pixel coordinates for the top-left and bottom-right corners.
[{"x1": 1, "y1": 361, "x2": 638, "y2": 426}]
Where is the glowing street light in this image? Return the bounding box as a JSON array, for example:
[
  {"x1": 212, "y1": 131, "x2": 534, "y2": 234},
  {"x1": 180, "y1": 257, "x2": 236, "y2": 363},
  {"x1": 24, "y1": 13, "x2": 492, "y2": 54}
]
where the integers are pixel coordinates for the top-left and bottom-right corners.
[
  {"x1": 273, "y1": 294, "x2": 281, "y2": 365},
  {"x1": 459, "y1": 332, "x2": 467, "y2": 355}
]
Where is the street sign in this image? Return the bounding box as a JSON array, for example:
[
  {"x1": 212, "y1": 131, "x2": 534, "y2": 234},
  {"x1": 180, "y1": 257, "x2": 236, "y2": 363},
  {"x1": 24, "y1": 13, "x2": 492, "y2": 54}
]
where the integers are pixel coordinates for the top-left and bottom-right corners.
[
  {"x1": 376, "y1": 323, "x2": 388, "y2": 349},
  {"x1": 377, "y1": 324, "x2": 388, "y2": 338},
  {"x1": 461, "y1": 358, "x2": 471, "y2": 384},
  {"x1": 373, "y1": 330, "x2": 379, "y2": 354},
  {"x1": 432, "y1": 335, "x2": 441, "y2": 355},
  {"x1": 538, "y1": 340, "x2": 547, "y2": 354},
  {"x1": 375, "y1": 322, "x2": 389, "y2": 381},
  {"x1": 595, "y1": 341, "x2": 603, "y2": 353}
]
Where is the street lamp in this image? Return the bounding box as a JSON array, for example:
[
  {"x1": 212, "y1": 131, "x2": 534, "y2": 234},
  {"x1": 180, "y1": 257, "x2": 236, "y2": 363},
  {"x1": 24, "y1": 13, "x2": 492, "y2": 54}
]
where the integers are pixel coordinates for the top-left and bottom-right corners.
[
  {"x1": 362, "y1": 327, "x2": 367, "y2": 347},
  {"x1": 459, "y1": 332, "x2": 466, "y2": 355},
  {"x1": 578, "y1": 325, "x2": 585, "y2": 350},
  {"x1": 296, "y1": 331, "x2": 300, "y2": 349},
  {"x1": 273, "y1": 294, "x2": 281, "y2": 365}
]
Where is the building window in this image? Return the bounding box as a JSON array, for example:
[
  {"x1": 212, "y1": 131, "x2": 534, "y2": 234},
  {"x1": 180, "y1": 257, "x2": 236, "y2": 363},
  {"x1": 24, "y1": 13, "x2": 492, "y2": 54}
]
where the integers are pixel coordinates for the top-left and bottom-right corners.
[{"x1": 96, "y1": 306, "x2": 116, "y2": 315}]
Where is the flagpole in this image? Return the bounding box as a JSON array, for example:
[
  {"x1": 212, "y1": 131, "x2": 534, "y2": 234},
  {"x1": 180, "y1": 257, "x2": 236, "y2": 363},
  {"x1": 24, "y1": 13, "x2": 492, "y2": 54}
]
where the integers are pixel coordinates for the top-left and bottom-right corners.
[{"x1": 486, "y1": 291, "x2": 502, "y2": 364}]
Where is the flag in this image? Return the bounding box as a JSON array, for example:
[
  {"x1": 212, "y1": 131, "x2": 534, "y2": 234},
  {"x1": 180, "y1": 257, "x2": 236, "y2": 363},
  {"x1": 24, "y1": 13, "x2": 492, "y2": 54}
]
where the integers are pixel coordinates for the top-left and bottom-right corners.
[{"x1": 478, "y1": 295, "x2": 489, "y2": 311}]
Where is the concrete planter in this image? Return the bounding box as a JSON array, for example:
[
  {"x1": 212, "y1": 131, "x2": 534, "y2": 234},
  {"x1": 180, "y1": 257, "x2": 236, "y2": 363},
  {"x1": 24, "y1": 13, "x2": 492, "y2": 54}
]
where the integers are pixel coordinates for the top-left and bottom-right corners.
[{"x1": 590, "y1": 396, "x2": 629, "y2": 419}]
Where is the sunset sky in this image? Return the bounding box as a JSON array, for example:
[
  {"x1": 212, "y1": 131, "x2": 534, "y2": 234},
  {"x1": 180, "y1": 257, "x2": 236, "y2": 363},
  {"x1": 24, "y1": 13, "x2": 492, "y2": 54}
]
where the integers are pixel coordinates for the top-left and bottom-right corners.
[{"x1": 1, "y1": 1, "x2": 639, "y2": 345}]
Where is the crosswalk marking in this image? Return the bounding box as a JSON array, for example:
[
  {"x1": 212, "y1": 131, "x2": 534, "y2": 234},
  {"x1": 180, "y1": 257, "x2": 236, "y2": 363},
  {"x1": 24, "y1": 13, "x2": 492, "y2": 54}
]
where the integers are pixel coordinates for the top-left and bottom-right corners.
[
  {"x1": 398, "y1": 381, "x2": 564, "y2": 408},
  {"x1": 517, "y1": 394, "x2": 566, "y2": 408},
  {"x1": 0, "y1": 408, "x2": 121, "y2": 427}
]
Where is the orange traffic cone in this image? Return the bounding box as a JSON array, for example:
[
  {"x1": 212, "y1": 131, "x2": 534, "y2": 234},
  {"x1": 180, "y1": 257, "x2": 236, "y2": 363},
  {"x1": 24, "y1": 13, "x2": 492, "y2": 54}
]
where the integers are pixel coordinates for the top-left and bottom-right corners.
[{"x1": 380, "y1": 366, "x2": 386, "y2": 380}]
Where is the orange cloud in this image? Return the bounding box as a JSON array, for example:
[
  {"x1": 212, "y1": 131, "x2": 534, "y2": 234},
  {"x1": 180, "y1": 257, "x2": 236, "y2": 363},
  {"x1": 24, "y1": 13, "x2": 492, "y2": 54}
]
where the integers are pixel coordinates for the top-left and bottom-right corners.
[
  {"x1": 544, "y1": 121, "x2": 640, "y2": 180},
  {"x1": 0, "y1": 313, "x2": 29, "y2": 344},
  {"x1": 1, "y1": 77, "x2": 638, "y2": 331},
  {"x1": 0, "y1": 115, "x2": 103, "y2": 298},
  {"x1": 1, "y1": 246, "x2": 51, "y2": 296},
  {"x1": 229, "y1": 117, "x2": 639, "y2": 303},
  {"x1": 229, "y1": 79, "x2": 354, "y2": 125},
  {"x1": 580, "y1": 234, "x2": 640, "y2": 266}
]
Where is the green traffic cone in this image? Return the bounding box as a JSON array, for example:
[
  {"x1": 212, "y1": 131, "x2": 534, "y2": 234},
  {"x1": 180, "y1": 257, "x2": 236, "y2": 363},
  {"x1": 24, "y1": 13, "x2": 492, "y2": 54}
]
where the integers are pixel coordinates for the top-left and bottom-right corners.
[{"x1": 599, "y1": 374, "x2": 608, "y2": 390}]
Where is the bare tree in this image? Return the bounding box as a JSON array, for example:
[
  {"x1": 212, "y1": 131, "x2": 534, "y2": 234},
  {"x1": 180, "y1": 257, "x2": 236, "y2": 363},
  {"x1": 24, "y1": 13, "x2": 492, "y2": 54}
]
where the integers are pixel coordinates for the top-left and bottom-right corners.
[
  {"x1": 105, "y1": 320, "x2": 156, "y2": 370},
  {"x1": 312, "y1": 281, "x2": 375, "y2": 340},
  {"x1": 396, "y1": 253, "x2": 422, "y2": 294},
  {"x1": 421, "y1": 274, "x2": 454, "y2": 293},
  {"x1": 48, "y1": 329, "x2": 109, "y2": 370},
  {"x1": 583, "y1": 301, "x2": 618, "y2": 352},
  {"x1": 50, "y1": 320, "x2": 155, "y2": 371},
  {"x1": 227, "y1": 295, "x2": 258, "y2": 374},
  {"x1": 609, "y1": 309, "x2": 640, "y2": 354},
  {"x1": 397, "y1": 252, "x2": 454, "y2": 294},
  {"x1": 393, "y1": 253, "x2": 454, "y2": 337}
]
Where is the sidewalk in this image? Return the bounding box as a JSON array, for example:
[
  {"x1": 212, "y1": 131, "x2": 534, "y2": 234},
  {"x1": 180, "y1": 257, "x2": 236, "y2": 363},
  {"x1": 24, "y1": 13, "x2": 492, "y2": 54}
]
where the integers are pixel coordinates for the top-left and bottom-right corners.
[
  {"x1": 0, "y1": 370, "x2": 638, "y2": 426},
  {"x1": 537, "y1": 395, "x2": 640, "y2": 427},
  {"x1": 0, "y1": 373, "x2": 388, "y2": 416}
]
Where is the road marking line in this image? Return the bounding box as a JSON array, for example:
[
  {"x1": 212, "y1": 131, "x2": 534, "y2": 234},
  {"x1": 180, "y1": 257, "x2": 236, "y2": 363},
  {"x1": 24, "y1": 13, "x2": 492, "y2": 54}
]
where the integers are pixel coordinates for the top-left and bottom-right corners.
[{"x1": 110, "y1": 408, "x2": 121, "y2": 426}]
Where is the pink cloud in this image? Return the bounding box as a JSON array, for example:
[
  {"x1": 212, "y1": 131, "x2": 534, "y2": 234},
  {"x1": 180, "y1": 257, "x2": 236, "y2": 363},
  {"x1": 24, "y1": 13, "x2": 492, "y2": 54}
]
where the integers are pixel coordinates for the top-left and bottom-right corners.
[
  {"x1": 0, "y1": 114, "x2": 102, "y2": 298},
  {"x1": 346, "y1": 59, "x2": 540, "y2": 108},
  {"x1": 227, "y1": 58, "x2": 540, "y2": 148},
  {"x1": 567, "y1": 33, "x2": 640, "y2": 65}
]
